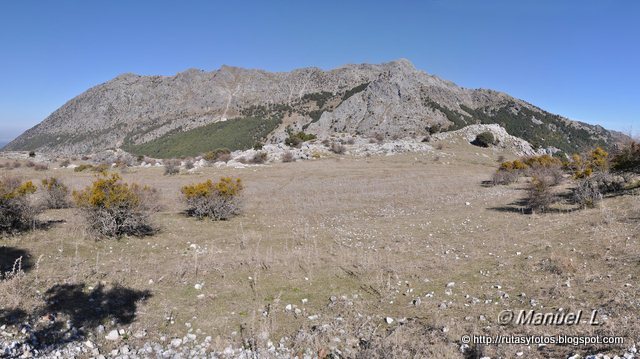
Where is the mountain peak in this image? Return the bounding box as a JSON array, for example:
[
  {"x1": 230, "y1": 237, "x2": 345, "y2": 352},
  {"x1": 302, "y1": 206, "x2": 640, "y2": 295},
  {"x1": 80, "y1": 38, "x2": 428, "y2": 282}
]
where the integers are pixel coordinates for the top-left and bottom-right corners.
[{"x1": 4, "y1": 60, "x2": 621, "y2": 156}]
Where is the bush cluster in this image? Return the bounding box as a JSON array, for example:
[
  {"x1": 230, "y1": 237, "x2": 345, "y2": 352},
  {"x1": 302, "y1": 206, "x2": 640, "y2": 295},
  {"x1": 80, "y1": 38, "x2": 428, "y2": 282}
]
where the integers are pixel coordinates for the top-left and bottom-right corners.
[
  {"x1": 73, "y1": 173, "x2": 159, "y2": 237},
  {"x1": 572, "y1": 172, "x2": 627, "y2": 208},
  {"x1": 285, "y1": 131, "x2": 316, "y2": 148},
  {"x1": 493, "y1": 154, "x2": 564, "y2": 185},
  {"x1": 181, "y1": 177, "x2": 243, "y2": 220},
  {"x1": 0, "y1": 178, "x2": 39, "y2": 233},
  {"x1": 568, "y1": 147, "x2": 609, "y2": 178},
  {"x1": 203, "y1": 148, "x2": 231, "y2": 163},
  {"x1": 611, "y1": 141, "x2": 640, "y2": 173}
]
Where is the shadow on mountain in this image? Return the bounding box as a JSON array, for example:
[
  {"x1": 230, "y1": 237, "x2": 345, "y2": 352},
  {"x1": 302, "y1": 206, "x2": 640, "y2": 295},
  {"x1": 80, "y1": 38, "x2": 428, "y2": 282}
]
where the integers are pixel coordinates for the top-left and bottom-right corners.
[
  {"x1": 32, "y1": 283, "x2": 151, "y2": 349},
  {"x1": 0, "y1": 246, "x2": 33, "y2": 278}
]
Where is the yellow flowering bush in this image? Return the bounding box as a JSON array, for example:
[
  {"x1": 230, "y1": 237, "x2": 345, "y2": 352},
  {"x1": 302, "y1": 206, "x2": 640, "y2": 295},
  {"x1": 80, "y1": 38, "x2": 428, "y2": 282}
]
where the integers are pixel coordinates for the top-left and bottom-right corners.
[
  {"x1": 570, "y1": 147, "x2": 609, "y2": 178},
  {"x1": 0, "y1": 177, "x2": 38, "y2": 233},
  {"x1": 73, "y1": 173, "x2": 159, "y2": 237},
  {"x1": 181, "y1": 177, "x2": 243, "y2": 220}
]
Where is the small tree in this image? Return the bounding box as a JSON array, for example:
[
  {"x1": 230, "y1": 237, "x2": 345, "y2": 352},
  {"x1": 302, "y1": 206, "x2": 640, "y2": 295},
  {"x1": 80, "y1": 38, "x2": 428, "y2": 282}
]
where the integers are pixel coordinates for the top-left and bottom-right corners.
[
  {"x1": 41, "y1": 177, "x2": 70, "y2": 209},
  {"x1": 73, "y1": 173, "x2": 159, "y2": 237},
  {"x1": 0, "y1": 178, "x2": 39, "y2": 233},
  {"x1": 526, "y1": 176, "x2": 555, "y2": 213},
  {"x1": 181, "y1": 177, "x2": 243, "y2": 220}
]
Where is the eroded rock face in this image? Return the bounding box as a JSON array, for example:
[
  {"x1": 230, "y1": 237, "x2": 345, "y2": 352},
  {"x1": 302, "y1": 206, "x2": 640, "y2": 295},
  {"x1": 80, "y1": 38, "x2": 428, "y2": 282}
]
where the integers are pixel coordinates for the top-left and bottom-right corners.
[{"x1": 4, "y1": 59, "x2": 621, "y2": 155}]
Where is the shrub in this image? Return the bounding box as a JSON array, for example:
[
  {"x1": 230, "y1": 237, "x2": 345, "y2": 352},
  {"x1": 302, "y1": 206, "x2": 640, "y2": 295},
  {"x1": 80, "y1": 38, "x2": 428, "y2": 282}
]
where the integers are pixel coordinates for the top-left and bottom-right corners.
[
  {"x1": 34, "y1": 163, "x2": 48, "y2": 171},
  {"x1": 282, "y1": 151, "x2": 295, "y2": 163},
  {"x1": 570, "y1": 147, "x2": 609, "y2": 178},
  {"x1": 181, "y1": 177, "x2": 243, "y2": 220},
  {"x1": 28, "y1": 151, "x2": 36, "y2": 158},
  {"x1": 500, "y1": 160, "x2": 527, "y2": 171},
  {"x1": 41, "y1": 177, "x2": 70, "y2": 209},
  {"x1": 285, "y1": 131, "x2": 317, "y2": 148},
  {"x1": 184, "y1": 160, "x2": 194, "y2": 170},
  {"x1": 428, "y1": 124, "x2": 442, "y2": 135},
  {"x1": 0, "y1": 177, "x2": 39, "y2": 233},
  {"x1": 73, "y1": 173, "x2": 159, "y2": 237},
  {"x1": 164, "y1": 160, "x2": 180, "y2": 176},
  {"x1": 471, "y1": 131, "x2": 496, "y2": 147},
  {"x1": 572, "y1": 172, "x2": 627, "y2": 208},
  {"x1": 26, "y1": 161, "x2": 35, "y2": 168},
  {"x1": 250, "y1": 151, "x2": 268, "y2": 164},
  {"x1": 572, "y1": 177, "x2": 603, "y2": 208},
  {"x1": 491, "y1": 169, "x2": 520, "y2": 185},
  {"x1": 330, "y1": 142, "x2": 346, "y2": 154},
  {"x1": 203, "y1": 148, "x2": 231, "y2": 163},
  {"x1": 74, "y1": 164, "x2": 93, "y2": 172},
  {"x1": 60, "y1": 159, "x2": 71, "y2": 168},
  {"x1": 526, "y1": 175, "x2": 555, "y2": 213},
  {"x1": 523, "y1": 154, "x2": 562, "y2": 169},
  {"x1": 611, "y1": 141, "x2": 640, "y2": 173}
]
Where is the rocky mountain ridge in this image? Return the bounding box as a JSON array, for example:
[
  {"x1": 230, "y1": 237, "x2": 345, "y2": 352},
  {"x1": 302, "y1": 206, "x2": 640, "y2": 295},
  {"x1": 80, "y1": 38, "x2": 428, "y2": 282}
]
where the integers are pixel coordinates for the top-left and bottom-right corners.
[{"x1": 3, "y1": 59, "x2": 623, "y2": 156}]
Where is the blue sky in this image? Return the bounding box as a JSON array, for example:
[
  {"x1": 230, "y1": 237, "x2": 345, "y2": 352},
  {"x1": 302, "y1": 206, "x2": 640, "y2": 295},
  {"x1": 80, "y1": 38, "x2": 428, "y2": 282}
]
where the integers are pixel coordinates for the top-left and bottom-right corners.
[{"x1": 0, "y1": 0, "x2": 638, "y2": 143}]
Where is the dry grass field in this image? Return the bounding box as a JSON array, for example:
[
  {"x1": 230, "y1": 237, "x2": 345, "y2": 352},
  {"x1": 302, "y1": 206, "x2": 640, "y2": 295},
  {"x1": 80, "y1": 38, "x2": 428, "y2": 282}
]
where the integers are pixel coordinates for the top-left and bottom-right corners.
[{"x1": 2, "y1": 141, "x2": 640, "y2": 358}]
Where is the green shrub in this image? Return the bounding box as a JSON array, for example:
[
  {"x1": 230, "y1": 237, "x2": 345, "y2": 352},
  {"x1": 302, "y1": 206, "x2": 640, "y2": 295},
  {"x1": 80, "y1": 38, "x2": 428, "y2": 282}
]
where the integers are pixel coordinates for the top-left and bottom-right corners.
[
  {"x1": 0, "y1": 177, "x2": 39, "y2": 233},
  {"x1": 285, "y1": 131, "x2": 317, "y2": 148},
  {"x1": 73, "y1": 173, "x2": 159, "y2": 237},
  {"x1": 471, "y1": 131, "x2": 496, "y2": 147},
  {"x1": 181, "y1": 177, "x2": 243, "y2": 220}
]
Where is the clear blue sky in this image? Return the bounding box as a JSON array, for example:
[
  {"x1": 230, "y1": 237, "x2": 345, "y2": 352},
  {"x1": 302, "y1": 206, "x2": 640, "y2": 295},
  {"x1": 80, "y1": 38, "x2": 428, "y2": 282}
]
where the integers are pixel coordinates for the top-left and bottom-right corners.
[{"x1": 1, "y1": 0, "x2": 638, "y2": 143}]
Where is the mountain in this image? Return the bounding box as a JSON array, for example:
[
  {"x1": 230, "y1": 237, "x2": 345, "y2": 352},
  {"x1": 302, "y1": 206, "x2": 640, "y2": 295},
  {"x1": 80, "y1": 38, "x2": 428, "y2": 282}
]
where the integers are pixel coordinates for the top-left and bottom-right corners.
[{"x1": 4, "y1": 59, "x2": 624, "y2": 157}]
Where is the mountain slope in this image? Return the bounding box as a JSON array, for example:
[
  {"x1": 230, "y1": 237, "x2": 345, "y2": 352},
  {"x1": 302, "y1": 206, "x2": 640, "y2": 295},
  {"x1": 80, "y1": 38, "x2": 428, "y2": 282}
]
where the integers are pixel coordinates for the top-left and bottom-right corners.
[{"x1": 4, "y1": 59, "x2": 622, "y2": 156}]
